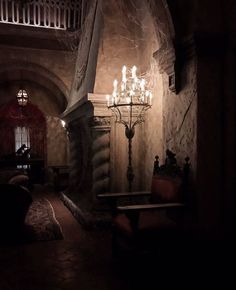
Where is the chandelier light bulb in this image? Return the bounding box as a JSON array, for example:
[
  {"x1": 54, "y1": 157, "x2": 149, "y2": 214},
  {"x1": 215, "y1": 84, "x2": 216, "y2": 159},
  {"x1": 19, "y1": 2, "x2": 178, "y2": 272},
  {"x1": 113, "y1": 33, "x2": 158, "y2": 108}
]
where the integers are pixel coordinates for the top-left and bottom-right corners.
[
  {"x1": 131, "y1": 66, "x2": 137, "y2": 79},
  {"x1": 113, "y1": 79, "x2": 118, "y2": 90},
  {"x1": 122, "y1": 65, "x2": 127, "y2": 81}
]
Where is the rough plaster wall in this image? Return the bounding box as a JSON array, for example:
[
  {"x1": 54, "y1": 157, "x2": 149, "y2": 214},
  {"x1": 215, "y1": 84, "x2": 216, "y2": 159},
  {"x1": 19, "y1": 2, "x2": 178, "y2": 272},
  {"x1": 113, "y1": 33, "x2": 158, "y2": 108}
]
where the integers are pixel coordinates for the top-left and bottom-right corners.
[
  {"x1": 46, "y1": 116, "x2": 68, "y2": 166},
  {"x1": 136, "y1": 2, "x2": 163, "y2": 190},
  {"x1": 94, "y1": 1, "x2": 140, "y2": 94},
  {"x1": 27, "y1": 84, "x2": 62, "y2": 116},
  {"x1": 95, "y1": 0, "x2": 163, "y2": 192},
  {"x1": 141, "y1": 65, "x2": 163, "y2": 190},
  {"x1": 163, "y1": 60, "x2": 197, "y2": 173}
]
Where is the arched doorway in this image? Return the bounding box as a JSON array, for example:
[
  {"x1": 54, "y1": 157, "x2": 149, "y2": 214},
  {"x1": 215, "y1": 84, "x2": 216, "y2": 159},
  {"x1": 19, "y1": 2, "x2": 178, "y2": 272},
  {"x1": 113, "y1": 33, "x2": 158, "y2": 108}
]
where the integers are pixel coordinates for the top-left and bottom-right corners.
[
  {"x1": 0, "y1": 62, "x2": 69, "y2": 185},
  {"x1": 0, "y1": 100, "x2": 46, "y2": 183}
]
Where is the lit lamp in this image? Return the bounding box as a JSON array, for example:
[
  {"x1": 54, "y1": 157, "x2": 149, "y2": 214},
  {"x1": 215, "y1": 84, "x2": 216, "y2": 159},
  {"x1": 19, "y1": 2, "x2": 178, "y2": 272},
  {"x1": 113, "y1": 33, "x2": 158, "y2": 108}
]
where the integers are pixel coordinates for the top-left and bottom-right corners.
[
  {"x1": 61, "y1": 120, "x2": 66, "y2": 128},
  {"x1": 106, "y1": 65, "x2": 152, "y2": 192},
  {"x1": 17, "y1": 89, "x2": 29, "y2": 107}
]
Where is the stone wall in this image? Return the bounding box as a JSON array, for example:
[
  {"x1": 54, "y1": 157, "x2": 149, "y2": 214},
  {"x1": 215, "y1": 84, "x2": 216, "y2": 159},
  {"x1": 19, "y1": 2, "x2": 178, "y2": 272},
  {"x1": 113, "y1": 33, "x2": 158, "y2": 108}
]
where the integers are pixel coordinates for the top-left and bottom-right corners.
[
  {"x1": 141, "y1": 62, "x2": 164, "y2": 190},
  {"x1": 163, "y1": 59, "x2": 197, "y2": 172}
]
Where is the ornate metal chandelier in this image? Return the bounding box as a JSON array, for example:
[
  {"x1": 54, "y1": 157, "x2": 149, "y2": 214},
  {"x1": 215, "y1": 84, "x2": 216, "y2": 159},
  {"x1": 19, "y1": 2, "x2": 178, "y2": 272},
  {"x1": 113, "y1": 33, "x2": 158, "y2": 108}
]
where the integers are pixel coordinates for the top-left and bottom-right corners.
[{"x1": 106, "y1": 65, "x2": 152, "y2": 192}]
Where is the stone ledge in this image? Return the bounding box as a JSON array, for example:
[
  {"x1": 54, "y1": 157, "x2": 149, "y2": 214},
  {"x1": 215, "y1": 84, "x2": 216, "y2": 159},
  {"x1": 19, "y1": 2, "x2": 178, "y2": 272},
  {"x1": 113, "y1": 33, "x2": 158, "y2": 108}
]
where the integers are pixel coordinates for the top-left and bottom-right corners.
[{"x1": 59, "y1": 192, "x2": 112, "y2": 229}]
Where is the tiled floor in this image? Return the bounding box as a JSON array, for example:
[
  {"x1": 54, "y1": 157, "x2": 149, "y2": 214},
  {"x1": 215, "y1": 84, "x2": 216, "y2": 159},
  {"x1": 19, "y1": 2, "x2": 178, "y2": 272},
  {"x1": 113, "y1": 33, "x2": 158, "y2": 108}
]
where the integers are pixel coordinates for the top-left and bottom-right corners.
[
  {"x1": 1, "y1": 186, "x2": 233, "y2": 289},
  {"x1": 0, "y1": 187, "x2": 135, "y2": 290}
]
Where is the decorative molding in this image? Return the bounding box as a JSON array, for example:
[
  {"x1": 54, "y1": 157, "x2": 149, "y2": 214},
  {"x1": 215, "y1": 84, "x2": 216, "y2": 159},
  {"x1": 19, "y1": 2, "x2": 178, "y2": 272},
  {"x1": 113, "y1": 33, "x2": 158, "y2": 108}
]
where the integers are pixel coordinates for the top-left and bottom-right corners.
[
  {"x1": 153, "y1": 36, "x2": 197, "y2": 94},
  {"x1": 168, "y1": 72, "x2": 176, "y2": 93},
  {"x1": 61, "y1": 96, "x2": 93, "y2": 123},
  {"x1": 69, "y1": 1, "x2": 102, "y2": 106},
  {"x1": 153, "y1": 44, "x2": 175, "y2": 74},
  {"x1": 153, "y1": 44, "x2": 179, "y2": 93},
  {"x1": 62, "y1": 93, "x2": 111, "y2": 123},
  {"x1": 0, "y1": 0, "x2": 81, "y2": 30},
  {"x1": 89, "y1": 116, "x2": 111, "y2": 129},
  {"x1": 88, "y1": 93, "x2": 112, "y2": 117}
]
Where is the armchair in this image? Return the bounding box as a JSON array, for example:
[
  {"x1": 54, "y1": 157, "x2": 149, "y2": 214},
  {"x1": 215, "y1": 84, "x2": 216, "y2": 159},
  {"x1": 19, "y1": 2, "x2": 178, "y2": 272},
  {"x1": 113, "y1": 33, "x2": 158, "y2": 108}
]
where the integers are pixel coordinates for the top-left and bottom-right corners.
[{"x1": 97, "y1": 150, "x2": 190, "y2": 257}]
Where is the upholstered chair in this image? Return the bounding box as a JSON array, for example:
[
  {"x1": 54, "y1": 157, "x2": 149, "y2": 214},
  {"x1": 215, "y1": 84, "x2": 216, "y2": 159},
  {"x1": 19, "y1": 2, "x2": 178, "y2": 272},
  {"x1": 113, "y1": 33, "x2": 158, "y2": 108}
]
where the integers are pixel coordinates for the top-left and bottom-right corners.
[{"x1": 98, "y1": 150, "x2": 190, "y2": 257}]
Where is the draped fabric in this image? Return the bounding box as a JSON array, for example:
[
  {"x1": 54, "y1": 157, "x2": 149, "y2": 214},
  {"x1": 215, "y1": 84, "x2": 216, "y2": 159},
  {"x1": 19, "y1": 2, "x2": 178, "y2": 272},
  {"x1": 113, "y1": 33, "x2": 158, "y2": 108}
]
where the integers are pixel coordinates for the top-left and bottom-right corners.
[{"x1": 0, "y1": 101, "x2": 46, "y2": 159}]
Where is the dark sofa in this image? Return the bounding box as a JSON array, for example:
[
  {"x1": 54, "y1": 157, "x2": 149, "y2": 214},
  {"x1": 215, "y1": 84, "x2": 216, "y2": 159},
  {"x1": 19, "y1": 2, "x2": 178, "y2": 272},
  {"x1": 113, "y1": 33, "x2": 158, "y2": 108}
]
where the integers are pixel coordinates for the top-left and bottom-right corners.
[{"x1": 0, "y1": 184, "x2": 32, "y2": 234}]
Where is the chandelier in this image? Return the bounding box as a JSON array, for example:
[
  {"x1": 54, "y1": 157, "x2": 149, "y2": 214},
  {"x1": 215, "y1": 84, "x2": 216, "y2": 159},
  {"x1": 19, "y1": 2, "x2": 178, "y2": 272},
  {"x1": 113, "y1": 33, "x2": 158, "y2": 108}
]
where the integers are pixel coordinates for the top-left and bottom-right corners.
[
  {"x1": 106, "y1": 65, "x2": 152, "y2": 192},
  {"x1": 17, "y1": 89, "x2": 29, "y2": 107}
]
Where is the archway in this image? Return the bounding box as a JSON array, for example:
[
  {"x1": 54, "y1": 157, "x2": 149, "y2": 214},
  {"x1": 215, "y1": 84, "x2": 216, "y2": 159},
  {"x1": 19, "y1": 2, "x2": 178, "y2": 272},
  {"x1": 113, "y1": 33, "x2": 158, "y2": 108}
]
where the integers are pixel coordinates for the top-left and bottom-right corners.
[
  {"x1": 0, "y1": 61, "x2": 69, "y2": 113},
  {"x1": 0, "y1": 61, "x2": 70, "y2": 183}
]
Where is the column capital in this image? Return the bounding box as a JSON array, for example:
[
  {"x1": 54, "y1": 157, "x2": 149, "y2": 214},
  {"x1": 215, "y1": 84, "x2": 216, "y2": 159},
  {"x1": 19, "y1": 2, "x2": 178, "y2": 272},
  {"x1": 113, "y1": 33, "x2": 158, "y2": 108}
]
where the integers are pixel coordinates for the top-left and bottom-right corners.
[
  {"x1": 88, "y1": 93, "x2": 112, "y2": 117},
  {"x1": 89, "y1": 116, "x2": 111, "y2": 131},
  {"x1": 61, "y1": 93, "x2": 111, "y2": 124}
]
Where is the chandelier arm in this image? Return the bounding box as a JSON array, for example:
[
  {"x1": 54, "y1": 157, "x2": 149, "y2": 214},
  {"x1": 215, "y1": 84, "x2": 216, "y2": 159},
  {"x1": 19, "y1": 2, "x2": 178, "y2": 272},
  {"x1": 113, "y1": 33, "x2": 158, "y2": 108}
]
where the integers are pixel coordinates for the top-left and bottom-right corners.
[
  {"x1": 132, "y1": 105, "x2": 147, "y2": 127},
  {"x1": 117, "y1": 120, "x2": 128, "y2": 127},
  {"x1": 117, "y1": 106, "x2": 123, "y2": 123},
  {"x1": 112, "y1": 107, "x2": 125, "y2": 126},
  {"x1": 132, "y1": 119, "x2": 143, "y2": 128},
  {"x1": 112, "y1": 105, "x2": 129, "y2": 127},
  {"x1": 111, "y1": 107, "x2": 119, "y2": 122}
]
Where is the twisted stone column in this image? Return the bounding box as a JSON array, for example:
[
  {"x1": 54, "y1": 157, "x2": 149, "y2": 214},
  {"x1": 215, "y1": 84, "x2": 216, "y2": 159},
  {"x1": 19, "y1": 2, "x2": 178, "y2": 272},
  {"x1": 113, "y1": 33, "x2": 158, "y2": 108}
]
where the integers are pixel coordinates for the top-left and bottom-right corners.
[
  {"x1": 60, "y1": 94, "x2": 112, "y2": 225},
  {"x1": 66, "y1": 118, "x2": 92, "y2": 199},
  {"x1": 90, "y1": 117, "x2": 111, "y2": 203}
]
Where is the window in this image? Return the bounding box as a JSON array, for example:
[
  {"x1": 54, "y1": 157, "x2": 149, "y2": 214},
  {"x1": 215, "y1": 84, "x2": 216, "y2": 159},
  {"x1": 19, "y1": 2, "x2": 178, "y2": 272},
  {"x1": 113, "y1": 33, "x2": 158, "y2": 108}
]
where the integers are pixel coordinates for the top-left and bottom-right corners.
[
  {"x1": 15, "y1": 126, "x2": 30, "y2": 169},
  {"x1": 15, "y1": 126, "x2": 30, "y2": 152}
]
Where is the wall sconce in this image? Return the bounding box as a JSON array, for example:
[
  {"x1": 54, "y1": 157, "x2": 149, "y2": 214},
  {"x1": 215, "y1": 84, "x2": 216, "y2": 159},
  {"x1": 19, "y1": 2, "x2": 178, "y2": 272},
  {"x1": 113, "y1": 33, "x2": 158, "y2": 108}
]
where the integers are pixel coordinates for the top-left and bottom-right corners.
[
  {"x1": 61, "y1": 120, "x2": 66, "y2": 128},
  {"x1": 61, "y1": 119, "x2": 69, "y2": 137},
  {"x1": 106, "y1": 65, "x2": 152, "y2": 192},
  {"x1": 17, "y1": 89, "x2": 29, "y2": 107}
]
